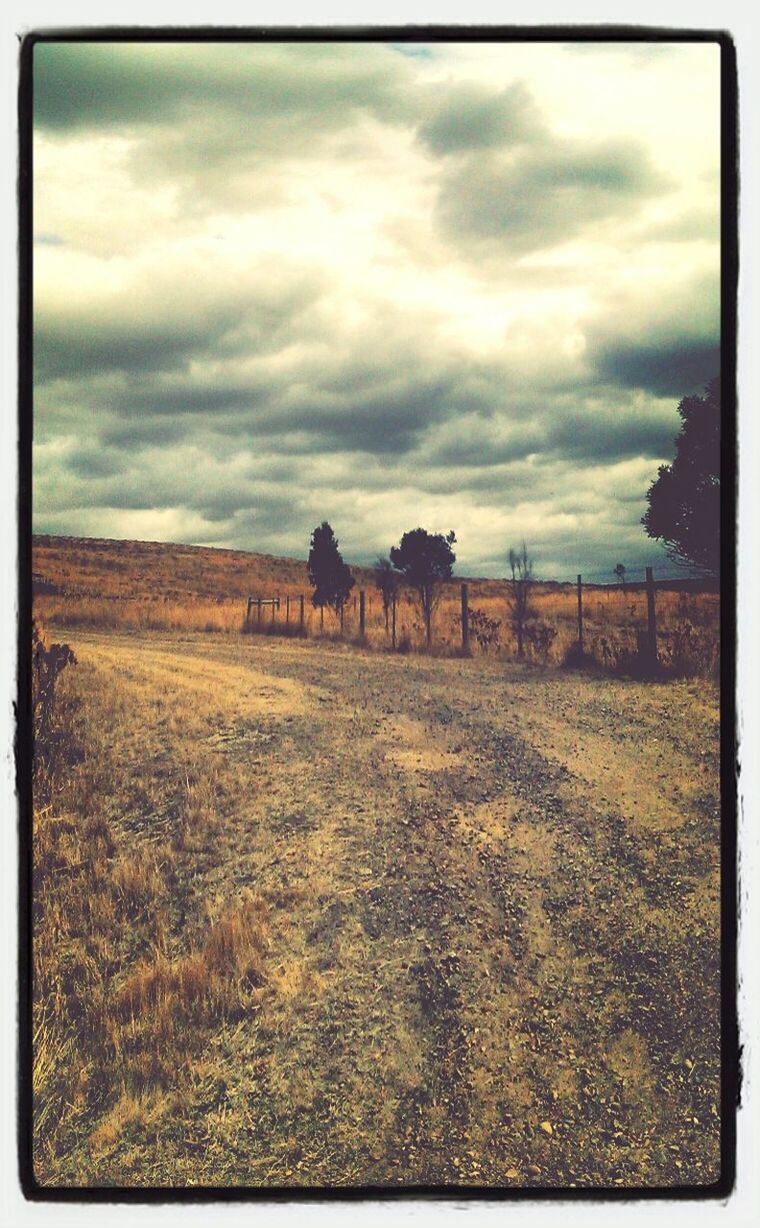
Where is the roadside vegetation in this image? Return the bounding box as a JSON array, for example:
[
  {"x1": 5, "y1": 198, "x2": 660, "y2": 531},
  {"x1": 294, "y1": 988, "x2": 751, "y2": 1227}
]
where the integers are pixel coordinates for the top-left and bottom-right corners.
[
  {"x1": 32, "y1": 619, "x2": 271, "y2": 1185},
  {"x1": 33, "y1": 535, "x2": 719, "y2": 678}
]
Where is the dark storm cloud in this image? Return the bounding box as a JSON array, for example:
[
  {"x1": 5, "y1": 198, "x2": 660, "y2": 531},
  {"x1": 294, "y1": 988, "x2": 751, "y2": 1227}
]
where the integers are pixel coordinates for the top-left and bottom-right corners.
[
  {"x1": 590, "y1": 337, "x2": 720, "y2": 397},
  {"x1": 434, "y1": 136, "x2": 671, "y2": 257},
  {"x1": 418, "y1": 81, "x2": 542, "y2": 156},
  {"x1": 36, "y1": 312, "x2": 220, "y2": 381},
  {"x1": 35, "y1": 263, "x2": 326, "y2": 381},
  {"x1": 34, "y1": 41, "x2": 416, "y2": 136},
  {"x1": 584, "y1": 271, "x2": 720, "y2": 396},
  {"x1": 63, "y1": 446, "x2": 123, "y2": 479},
  {"x1": 65, "y1": 355, "x2": 498, "y2": 458},
  {"x1": 420, "y1": 388, "x2": 677, "y2": 472}
]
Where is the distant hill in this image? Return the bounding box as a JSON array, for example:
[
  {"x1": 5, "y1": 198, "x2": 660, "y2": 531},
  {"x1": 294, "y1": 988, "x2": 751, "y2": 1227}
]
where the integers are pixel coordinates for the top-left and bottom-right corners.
[
  {"x1": 31, "y1": 534, "x2": 716, "y2": 602},
  {"x1": 30, "y1": 534, "x2": 515, "y2": 603}
]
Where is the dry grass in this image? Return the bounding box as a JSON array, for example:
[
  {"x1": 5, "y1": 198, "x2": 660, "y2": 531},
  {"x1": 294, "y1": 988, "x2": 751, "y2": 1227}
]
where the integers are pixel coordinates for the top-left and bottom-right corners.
[
  {"x1": 31, "y1": 648, "x2": 271, "y2": 1186},
  {"x1": 34, "y1": 535, "x2": 720, "y2": 677}
]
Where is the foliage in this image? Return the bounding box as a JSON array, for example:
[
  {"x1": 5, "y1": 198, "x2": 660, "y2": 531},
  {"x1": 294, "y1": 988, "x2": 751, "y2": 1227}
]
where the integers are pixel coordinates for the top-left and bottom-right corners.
[
  {"x1": 307, "y1": 522, "x2": 355, "y2": 618},
  {"x1": 468, "y1": 607, "x2": 502, "y2": 652},
  {"x1": 373, "y1": 556, "x2": 398, "y2": 631},
  {"x1": 32, "y1": 618, "x2": 77, "y2": 795},
  {"x1": 390, "y1": 528, "x2": 456, "y2": 647},
  {"x1": 642, "y1": 377, "x2": 720, "y2": 577},
  {"x1": 506, "y1": 543, "x2": 534, "y2": 659},
  {"x1": 523, "y1": 619, "x2": 557, "y2": 662}
]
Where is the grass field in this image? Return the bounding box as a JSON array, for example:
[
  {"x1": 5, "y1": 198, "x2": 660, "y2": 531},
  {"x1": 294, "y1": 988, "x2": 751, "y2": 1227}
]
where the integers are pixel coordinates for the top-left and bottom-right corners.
[
  {"x1": 33, "y1": 535, "x2": 720, "y2": 675},
  {"x1": 32, "y1": 599, "x2": 722, "y2": 1188}
]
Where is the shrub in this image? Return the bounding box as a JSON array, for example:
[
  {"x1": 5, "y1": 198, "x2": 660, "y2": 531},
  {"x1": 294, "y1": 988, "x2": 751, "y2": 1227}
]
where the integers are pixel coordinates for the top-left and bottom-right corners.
[
  {"x1": 468, "y1": 607, "x2": 501, "y2": 653},
  {"x1": 32, "y1": 618, "x2": 76, "y2": 748},
  {"x1": 523, "y1": 619, "x2": 557, "y2": 662}
]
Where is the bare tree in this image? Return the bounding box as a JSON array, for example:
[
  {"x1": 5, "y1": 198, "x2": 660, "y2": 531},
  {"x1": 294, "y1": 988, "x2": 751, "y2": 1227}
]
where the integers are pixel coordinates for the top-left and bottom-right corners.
[
  {"x1": 507, "y1": 542, "x2": 534, "y2": 659},
  {"x1": 614, "y1": 563, "x2": 627, "y2": 593}
]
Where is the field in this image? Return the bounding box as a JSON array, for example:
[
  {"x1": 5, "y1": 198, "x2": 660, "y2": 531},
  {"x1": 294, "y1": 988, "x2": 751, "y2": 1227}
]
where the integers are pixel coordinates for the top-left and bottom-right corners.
[
  {"x1": 30, "y1": 537, "x2": 722, "y2": 1190},
  {"x1": 33, "y1": 535, "x2": 720, "y2": 675}
]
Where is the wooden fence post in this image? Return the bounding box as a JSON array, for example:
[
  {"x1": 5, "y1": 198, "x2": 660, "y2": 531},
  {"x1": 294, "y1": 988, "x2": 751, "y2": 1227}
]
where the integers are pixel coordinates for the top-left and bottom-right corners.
[
  {"x1": 299, "y1": 594, "x2": 305, "y2": 632},
  {"x1": 257, "y1": 598, "x2": 262, "y2": 626},
  {"x1": 286, "y1": 595, "x2": 290, "y2": 625},
  {"x1": 271, "y1": 596, "x2": 276, "y2": 625},
  {"x1": 577, "y1": 574, "x2": 584, "y2": 653},
  {"x1": 646, "y1": 566, "x2": 658, "y2": 667},
  {"x1": 246, "y1": 596, "x2": 253, "y2": 627},
  {"x1": 461, "y1": 583, "x2": 469, "y2": 653},
  {"x1": 359, "y1": 589, "x2": 366, "y2": 638},
  {"x1": 391, "y1": 590, "x2": 397, "y2": 649}
]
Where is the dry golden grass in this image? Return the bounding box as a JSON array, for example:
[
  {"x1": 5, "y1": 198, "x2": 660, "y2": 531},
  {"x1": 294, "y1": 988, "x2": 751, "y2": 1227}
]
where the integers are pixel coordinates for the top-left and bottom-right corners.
[
  {"x1": 31, "y1": 648, "x2": 272, "y2": 1186},
  {"x1": 34, "y1": 534, "x2": 719, "y2": 676}
]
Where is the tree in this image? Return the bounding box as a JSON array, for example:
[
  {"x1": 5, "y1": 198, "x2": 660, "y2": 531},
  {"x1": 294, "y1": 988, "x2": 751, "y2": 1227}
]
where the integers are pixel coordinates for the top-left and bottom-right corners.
[
  {"x1": 642, "y1": 377, "x2": 720, "y2": 577},
  {"x1": 307, "y1": 522, "x2": 355, "y2": 631},
  {"x1": 373, "y1": 556, "x2": 398, "y2": 632},
  {"x1": 390, "y1": 528, "x2": 456, "y2": 647},
  {"x1": 507, "y1": 542, "x2": 534, "y2": 659},
  {"x1": 614, "y1": 563, "x2": 627, "y2": 593}
]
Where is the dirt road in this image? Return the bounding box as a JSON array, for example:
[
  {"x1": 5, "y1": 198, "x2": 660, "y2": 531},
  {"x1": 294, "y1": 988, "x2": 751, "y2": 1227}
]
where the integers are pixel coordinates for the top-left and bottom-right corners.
[{"x1": 48, "y1": 628, "x2": 722, "y2": 1188}]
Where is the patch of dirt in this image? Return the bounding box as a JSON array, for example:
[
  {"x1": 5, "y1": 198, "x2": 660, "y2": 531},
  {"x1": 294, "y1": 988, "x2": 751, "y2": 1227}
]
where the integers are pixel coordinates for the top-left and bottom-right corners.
[{"x1": 378, "y1": 714, "x2": 467, "y2": 775}]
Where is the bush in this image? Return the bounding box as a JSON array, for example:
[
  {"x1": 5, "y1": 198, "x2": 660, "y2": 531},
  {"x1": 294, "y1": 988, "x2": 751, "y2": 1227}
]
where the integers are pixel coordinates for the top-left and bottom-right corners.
[
  {"x1": 663, "y1": 619, "x2": 720, "y2": 679},
  {"x1": 468, "y1": 607, "x2": 501, "y2": 653},
  {"x1": 523, "y1": 619, "x2": 557, "y2": 662},
  {"x1": 32, "y1": 618, "x2": 77, "y2": 798}
]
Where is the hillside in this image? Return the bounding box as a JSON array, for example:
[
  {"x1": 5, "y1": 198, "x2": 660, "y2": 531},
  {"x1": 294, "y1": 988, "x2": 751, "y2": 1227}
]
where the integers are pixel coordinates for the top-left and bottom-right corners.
[
  {"x1": 31, "y1": 534, "x2": 529, "y2": 604},
  {"x1": 31, "y1": 534, "x2": 712, "y2": 603}
]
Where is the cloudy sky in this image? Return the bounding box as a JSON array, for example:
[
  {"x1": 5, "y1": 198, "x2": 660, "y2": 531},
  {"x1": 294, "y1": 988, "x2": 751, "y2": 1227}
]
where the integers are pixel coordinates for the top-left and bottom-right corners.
[{"x1": 32, "y1": 38, "x2": 721, "y2": 580}]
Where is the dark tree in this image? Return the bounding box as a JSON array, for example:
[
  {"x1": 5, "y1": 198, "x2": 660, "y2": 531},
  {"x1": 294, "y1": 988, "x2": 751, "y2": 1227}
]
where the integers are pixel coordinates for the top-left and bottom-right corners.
[
  {"x1": 390, "y1": 528, "x2": 456, "y2": 647},
  {"x1": 307, "y1": 522, "x2": 355, "y2": 631},
  {"x1": 507, "y1": 542, "x2": 534, "y2": 659},
  {"x1": 642, "y1": 377, "x2": 720, "y2": 577},
  {"x1": 373, "y1": 556, "x2": 398, "y2": 632},
  {"x1": 614, "y1": 563, "x2": 627, "y2": 593}
]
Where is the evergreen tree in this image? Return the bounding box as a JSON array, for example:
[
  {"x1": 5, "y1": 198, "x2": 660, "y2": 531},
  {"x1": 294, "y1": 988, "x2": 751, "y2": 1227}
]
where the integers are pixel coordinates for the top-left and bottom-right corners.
[
  {"x1": 307, "y1": 522, "x2": 355, "y2": 629},
  {"x1": 642, "y1": 378, "x2": 720, "y2": 577}
]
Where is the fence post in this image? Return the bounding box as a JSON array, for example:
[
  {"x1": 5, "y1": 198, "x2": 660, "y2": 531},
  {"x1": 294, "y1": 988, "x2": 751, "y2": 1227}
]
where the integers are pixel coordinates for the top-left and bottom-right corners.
[
  {"x1": 271, "y1": 597, "x2": 276, "y2": 625},
  {"x1": 246, "y1": 596, "x2": 253, "y2": 627},
  {"x1": 257, "y1": 598, "x2": 262, "y2": 627},
  {"x1": 461, "y1": 583, "x2": 470, "y2": 653},
  {"x1": 646, "y1": 566, "x2": 658, "y2": 667},
  {"x1": 359, "y1": 589, "x2": 366, "y2": 638},
  {"x1": 286, "y1": 595, "x2": 290, "y2": 625},
  {"x1": 299, "y1": 594, "x2": 305, "y2": 632},
  {"x1": 391, "y1": 590, "x2": 397, "y2": 649},
  {"x1": 577, "y1": 574, "x2": 584, "y2": 653}
]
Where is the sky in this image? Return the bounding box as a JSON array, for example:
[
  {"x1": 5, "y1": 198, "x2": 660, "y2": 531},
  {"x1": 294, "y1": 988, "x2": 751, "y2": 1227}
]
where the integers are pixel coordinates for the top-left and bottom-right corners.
[{"x1": 31, "y1": 38, "x2": 721, "y2": 581}]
